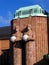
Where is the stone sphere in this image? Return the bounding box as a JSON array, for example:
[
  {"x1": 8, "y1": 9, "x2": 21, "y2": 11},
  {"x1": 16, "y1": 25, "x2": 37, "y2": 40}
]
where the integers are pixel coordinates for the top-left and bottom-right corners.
[
  {"x1": 23, "y1": 34, "x2": 29, "y2": 41},
  {"x1": 10, "y1": 36, "x2": 16, "y2": 42}
]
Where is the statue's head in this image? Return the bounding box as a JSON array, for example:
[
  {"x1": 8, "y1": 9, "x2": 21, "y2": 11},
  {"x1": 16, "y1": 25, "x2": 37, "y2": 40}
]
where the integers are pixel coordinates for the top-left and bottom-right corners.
[
  {"x1": 27, "y1": 24, "x2": 32, "y2": 30},
  {"x1": 15, "y1": 26, "x2": 19, "y2": 32}
]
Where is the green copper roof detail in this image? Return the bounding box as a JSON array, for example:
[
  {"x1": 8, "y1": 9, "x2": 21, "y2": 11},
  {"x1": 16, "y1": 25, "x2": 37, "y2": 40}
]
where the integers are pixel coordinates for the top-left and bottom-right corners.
[{"x1": 13, "y1": 5, "x2": 47, "y2": 19}]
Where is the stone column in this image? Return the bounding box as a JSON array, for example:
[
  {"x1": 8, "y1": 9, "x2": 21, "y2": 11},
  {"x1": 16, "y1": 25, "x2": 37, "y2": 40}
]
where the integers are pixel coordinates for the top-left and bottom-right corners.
[
  {"x1": 25, "y1": 41, "x2": 36, "y2": 65},
  {"x1": 13, "y1": 41, "x2": 22, "y2": 65},
  {"x1": 11, "y1": 26, "x2": 22, "y2": 65},
  {"x1": 23, "y1": 24, "x2": 36, "y2": 65}
]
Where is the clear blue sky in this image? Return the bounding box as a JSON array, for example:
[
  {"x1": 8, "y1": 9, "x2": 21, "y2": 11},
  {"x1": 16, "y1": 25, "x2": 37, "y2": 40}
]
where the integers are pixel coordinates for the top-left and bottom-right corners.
[{"x1": 0, "y1": 0, "x2": 49, "y2": 27}]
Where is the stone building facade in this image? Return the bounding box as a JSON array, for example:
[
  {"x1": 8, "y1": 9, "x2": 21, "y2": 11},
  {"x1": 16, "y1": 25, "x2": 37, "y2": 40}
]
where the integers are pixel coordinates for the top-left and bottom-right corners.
[
  {"x1": 0, "y1": 5, "x2": 49, "y2": 65},
  {"x1": 11, "y1": 5, "x2": 49, "y2": 65}
]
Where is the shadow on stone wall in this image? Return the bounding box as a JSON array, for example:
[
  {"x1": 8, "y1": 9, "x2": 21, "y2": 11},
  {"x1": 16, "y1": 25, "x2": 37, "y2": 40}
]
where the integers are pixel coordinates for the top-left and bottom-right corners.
[
  {"x1": 22, "y1": 41, "x2": 26, "y2": 65},
  {"x1": 47, "y1": 16, "x2": 49, "y2": 53},
  {"x1": 34, "y1": 58, "x2": 49, "y2": 65}
]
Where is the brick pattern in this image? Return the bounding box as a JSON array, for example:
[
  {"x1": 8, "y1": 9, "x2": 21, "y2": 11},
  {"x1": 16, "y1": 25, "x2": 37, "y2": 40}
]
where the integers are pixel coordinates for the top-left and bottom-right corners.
[
  {"x1": 13, "y1": 16, "x2": 48, "y2": 65},
  {"x1": 13, "y1": 42, "x2": 22, "y2": 65},
  {"x1": 25, "y1": 41, "x2": 36, "y2": 65},
  {"x1": 35, "y1": 17, "x2": 48, "y2": 62},
  {"x1": 25, "y1": 17, "x2": 36, "y2": 65}
]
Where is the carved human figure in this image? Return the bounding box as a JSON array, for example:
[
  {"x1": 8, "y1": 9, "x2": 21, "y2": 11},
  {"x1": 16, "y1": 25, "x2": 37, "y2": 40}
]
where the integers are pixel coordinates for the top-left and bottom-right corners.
[
  {"x1": 23, "y1": 24, "x2": 36, "y2": 65},
  {"x1": 11, "y1": 26, "x2": 22, "y2": 42},
  {"x1": 11, "y1": 26, "x2": 22, "y2": 65},
  {"x1": 23, "y1": 24, "x2": 35, "y2": 41}
]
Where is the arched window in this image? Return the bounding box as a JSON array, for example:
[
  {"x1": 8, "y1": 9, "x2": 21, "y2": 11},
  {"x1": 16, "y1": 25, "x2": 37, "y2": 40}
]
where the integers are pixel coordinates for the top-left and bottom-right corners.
[{"x1": 31, "y1": 9, "x2": 34, "y2": 14}]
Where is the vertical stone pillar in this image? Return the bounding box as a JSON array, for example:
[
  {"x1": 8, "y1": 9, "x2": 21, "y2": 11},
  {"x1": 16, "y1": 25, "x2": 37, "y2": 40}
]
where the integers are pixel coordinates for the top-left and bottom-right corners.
[
  {"x1": 25, "y1": 41, "x2": 36, "y2": 65},
  {"x1": 13, "y1": 42, "x2": 22, "y2": 65},
  {"x1": 12, "y1": 25, "x2": 22, "y2": 65},
  {"x1": 22, "y1": 24, "x2": 36, "y2": 65}
]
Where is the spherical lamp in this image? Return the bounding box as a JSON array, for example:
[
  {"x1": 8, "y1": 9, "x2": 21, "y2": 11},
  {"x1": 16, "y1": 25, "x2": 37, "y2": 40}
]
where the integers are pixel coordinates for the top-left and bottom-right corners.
[
  {"x1": 10, "y1": 36, "x2": 16, "y2": 42},
  {"x1": 23, "y1": 34, "x2": 29, "y2": 41}
]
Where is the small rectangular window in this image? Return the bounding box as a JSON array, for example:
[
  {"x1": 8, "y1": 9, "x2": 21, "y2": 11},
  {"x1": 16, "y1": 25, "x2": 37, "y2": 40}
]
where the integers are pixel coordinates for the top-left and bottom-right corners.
[
  {"x1": 31, "y1": 9, "x2": 34, "y2": 13},
  {"x1": 22, "y1": 10, "x2": 29, "y2": 15},
  {"x1": 34, "y1": 9, "x2": 37, "y2": 13},
  {"x1": 16, "y1": 12, "x2": 18, "y2": 16}
]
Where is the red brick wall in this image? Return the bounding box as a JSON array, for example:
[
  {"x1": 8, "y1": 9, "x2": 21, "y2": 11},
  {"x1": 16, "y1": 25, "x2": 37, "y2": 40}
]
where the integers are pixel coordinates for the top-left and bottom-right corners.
[
  {"x1": 35, "y1": 17, "x2": 48, "y2": 62},
  {"x1": 12, "y1": 16, "x2": 48, "y2": 65}
]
